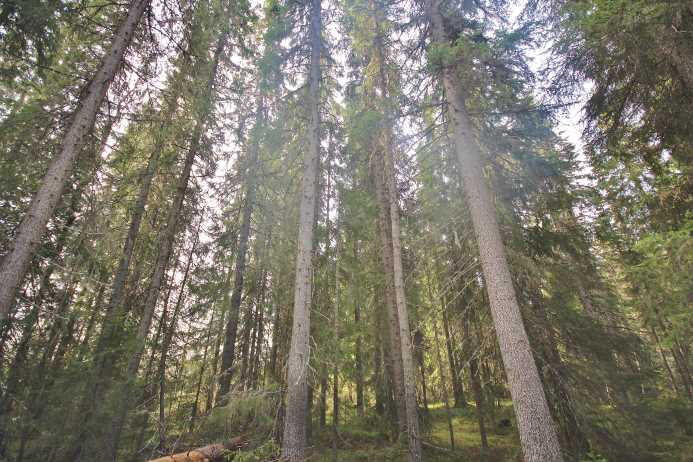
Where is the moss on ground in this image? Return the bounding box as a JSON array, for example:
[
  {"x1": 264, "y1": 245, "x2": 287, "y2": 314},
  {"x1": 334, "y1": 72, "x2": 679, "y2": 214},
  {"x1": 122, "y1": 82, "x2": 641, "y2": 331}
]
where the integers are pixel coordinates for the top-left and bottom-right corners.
[{"x1": 305, "y1": 401, "x2": 693, "y2": 462}]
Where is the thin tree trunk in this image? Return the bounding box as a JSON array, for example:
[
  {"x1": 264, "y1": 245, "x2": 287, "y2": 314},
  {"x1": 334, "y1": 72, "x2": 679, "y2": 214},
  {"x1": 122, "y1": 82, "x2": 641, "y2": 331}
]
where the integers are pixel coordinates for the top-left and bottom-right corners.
[
  {"x1": 248, "y1": 265, "x2": 267, "y2": 389},
  {"x1": 108, "y1": 127, "x2": 196, "y2": 459},
  {"x1": 332, "y1": 206, "x2": 341, "y2": 456},
  {"x1": 372, "y1": 18, "x2": 422, "y2": 458},
  {"x1": 463, "y1": 308, "x2": 488, "y2": 453},
  {"x1": 268, "y1": 299, "x2": 282, "y2": 382},
  {"x1": 442, "y1": 297, "x2": 466, "y2": 407},
  {"x1": 426, "y1": 1, "x2": 563, "y2": 460},
  {"x1": 106, "y1": 33, "x2": 228, "y2": 459},
  {"x1": 191, "y1": 311, "x2": 215, "y2": 431},
  {"x1": 319, "y1": 366, "x2": 328, "y2": 428},
  {"x1": 373, "y1": 163, "x2": 406, "y2": 434},
  {"x1": 246, "y1": 309, "x2": 259, "y2": 388},
  {"x1": 651, "y1": 327, "x2": 681, "y2": 396},
  {"x1": 92, "y1": 97, "x2": 178, "y2": 380},
  {"x1": 433, "y1": 318, "x2": 455, "y2": 450},
  {"x1": 354, "y1": 242, "x2": 365, "y2": 417},
  {"x1": 217, "y1": 98, "x2": 264, "y2": 403},
  {"x1": 158, "y1": 231, "x2": 197, "y2": 450},
  {"x1": 0, "y1": 0, "x2": 150, "y2": 321},
  {"x1": 238, "y1": 302, "x2": 256, "y2": 389},
  {"x1": 281, "y1": 0, "x2": 322, "y2": 458},
  {"x1": 414, "y1": 330, "x2": 429, "y2": 415}
]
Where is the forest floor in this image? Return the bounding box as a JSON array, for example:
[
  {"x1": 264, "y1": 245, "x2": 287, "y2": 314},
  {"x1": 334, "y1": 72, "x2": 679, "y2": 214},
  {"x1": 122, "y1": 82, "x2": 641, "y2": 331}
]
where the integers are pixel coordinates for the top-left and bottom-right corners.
[
  {"x1": 304, "y1": 401, "x2": 693, "y2": 462},
  {"x1": 309, "y1": 403, "x2": 523, "y2": 462}
]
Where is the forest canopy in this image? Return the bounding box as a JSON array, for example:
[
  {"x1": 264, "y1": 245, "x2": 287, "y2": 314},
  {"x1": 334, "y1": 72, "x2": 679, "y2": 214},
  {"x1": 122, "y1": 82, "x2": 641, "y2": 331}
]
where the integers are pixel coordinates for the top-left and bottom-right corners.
[{"x1": 0, "y1": 0, "x2": 691, "y2": 461}]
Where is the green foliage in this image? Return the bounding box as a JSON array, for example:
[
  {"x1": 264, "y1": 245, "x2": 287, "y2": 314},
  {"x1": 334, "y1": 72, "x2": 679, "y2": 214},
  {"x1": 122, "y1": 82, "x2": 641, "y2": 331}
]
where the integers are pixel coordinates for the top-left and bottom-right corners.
[
  {"x1": 627, "y1": 216, "x2": 693, "y2": 342},
  {"x1": 232, "y1": 439, "x2": 280, "y2": 462},
  {"x1": 196, "y1": 389, "x2": 280, "y2": 441}
]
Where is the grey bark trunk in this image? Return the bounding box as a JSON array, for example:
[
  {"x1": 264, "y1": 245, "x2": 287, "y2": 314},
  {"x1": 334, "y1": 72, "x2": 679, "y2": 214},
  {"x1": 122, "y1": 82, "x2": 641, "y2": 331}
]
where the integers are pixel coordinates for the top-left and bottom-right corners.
[
  {"x1": 0, "y1": 0, "x2": 150, "y2": 321},
  {"x1": 426, "y1": 1, "x2": 564, "y2": 460},
  {"x1": 373, "y1": 163, "x2": 407, "y2": 434},
  {"x1": 332, "y1": 206, "x2": 341, "y2": 456},
  {"x1": 463, "y1": 305, "x2": 488, "y2": 453},
  {"x1": 191, "y1": 310, "x2": 215, "y2": 430},
  {"x1": 381, "y1": 140, "x2": 423, "y2": 462},
  {"x1": 432, "y1": 316, "x2": 455, "y2": 450},
  {"x1": 158, "y1": 231, "x2": 197, "y2": 450},
  {"x1": 93, "y1": 97, "x2": 179, "y2": 379},
  {"x1": 106, "y1": 33, "x2": 227, "y2": 460},
  {"x1": 442, "y1": 299, "x2": 466, "y2": 407},
  {"x1": 372, "y1": 12, "x2": 422, "y2": 457},
  {"x1": 217, "y1": 99, "x2": 264, "y2": 403},
  {"x1": 107, "y1": 143, "x2": 191, "y2": 459},
  {"x1": 354, "y1": 242, "x2": 365, "y2": 417},
  {"x1": 281, "y1": 0, "x2": 322, "y2": 458}
]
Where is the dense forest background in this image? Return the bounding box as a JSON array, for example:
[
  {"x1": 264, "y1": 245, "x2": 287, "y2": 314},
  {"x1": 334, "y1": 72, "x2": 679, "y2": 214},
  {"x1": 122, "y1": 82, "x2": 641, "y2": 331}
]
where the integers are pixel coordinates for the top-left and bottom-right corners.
[{"x1": 0, "y1": 0, "x2": 691, "y2": 461}]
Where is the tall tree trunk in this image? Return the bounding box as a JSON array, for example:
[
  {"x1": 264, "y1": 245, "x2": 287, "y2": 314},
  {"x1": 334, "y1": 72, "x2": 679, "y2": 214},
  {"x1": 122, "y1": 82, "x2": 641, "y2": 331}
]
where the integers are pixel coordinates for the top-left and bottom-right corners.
[
  {"x1": 354, "y1": 242, "x2": 365, "y2": 417},
  {"x1": 433, "y1": 317, "x2": 455, "y2": 450},
  {"x1": 217, "y1": 98, "x2": 264, "y2": 404},
  {"x1": 442, "y1": 295, "x2": 466, "y2": 407},
  {"x1": 92, "y1": 97, "x2": 178, "y2": 381},
  {"x1": 281, "y1": 0, "x2": 322, "y2": 458},
  {"x1": 0, "y1": 0, "x2": 150, "y2": 321},
  {"x1": 158, "y1": 231, "x2": 197, "y2": 451},
  {"x1": 372, "y1": 15, "x2": 422, "y2": 457},
  {"x1": 103, "y1": 32, "x2": 228, "y2": 461},
  {"x1": 373, "y1": 163, "x2": 406, "y2": 434},
  {"x1": 238, "y1": 302, "x2": 256, "y2": 389},
  {"x1": 332, "y1": 206, "x2": 341, "y2": 454},
  {"x1": 463, "y1": 307, "x2": 488, "y2": 453},
  {"x1": 248, "y1": 262, "x2": 268, "y2": 389},
  {"x1": 191, "y1": 311, "x2": 215, "y2": 431},
  {"x1": 107, "y1": 114, "x2": 204, "y2": 459},
  {"x1": 426, "y1": 1, "x2": 563, "y2": 460}
]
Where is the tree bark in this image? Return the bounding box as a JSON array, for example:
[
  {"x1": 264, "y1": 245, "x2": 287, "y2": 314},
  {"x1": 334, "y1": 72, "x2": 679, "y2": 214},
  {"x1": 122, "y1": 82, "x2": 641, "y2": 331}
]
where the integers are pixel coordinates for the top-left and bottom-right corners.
[
  {"x1": 426, "y1": 1, "x2": 564, "y2": 460},
  {"x1": 373, "y1": 163, "x2": 407, "y2": 434},
  {"x1": 432, "y1": 316, "x2": 455, "y2": 450},
  {"x1": 0, "y1": 0, "x2": 150, "y2": 321},
  {"x1": 105, "y1": 33, "x2": 228, "y2": 460},
  {"x1": 158, "y1": 231, "x2": 198, "y2": 451},
  {"x1": 191, "y1": 311, "x2": 215, "y2": 430},
  {"x1": 145, "y1": 436, "x2": 248, "y2": 462},
  {"x1": 217, "y1": 99, "x2": 264, "y2": 403},
  {"x1": 281, "y1": 0, "x2": 322, "y2": 458},
  {"x1": 332, "y1": 206, "x2": 341, "y2": 455},
  {"x1": 442, "y1": 294, "x2": 466, "y2": 408},
  {"x1": 463, "y1": 307, "x2": 488, "y2": 453},
  {"x1": 108, "y1": 120, "x2": 199, "y2": 460},
  {"x1": 354, "y1": 242, "x2": 365, "y2": 417},
  {"x1": 372, "y1": 10, "x2": 422, "y2": 457},
  {"x1": 92, "y1": 96, "x2": 179, "y2": 382}
]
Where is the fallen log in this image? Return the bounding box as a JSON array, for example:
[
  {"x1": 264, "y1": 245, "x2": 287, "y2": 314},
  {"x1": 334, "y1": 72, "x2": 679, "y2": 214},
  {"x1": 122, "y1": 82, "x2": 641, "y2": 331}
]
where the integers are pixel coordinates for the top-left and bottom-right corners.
[{"x1": 146, "y1": 435, "x2": 248, "y2": 462}]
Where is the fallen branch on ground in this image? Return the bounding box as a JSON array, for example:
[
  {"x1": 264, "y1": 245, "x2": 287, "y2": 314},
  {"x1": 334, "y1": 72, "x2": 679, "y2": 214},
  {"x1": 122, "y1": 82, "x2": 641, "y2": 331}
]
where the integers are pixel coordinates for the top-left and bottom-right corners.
[{"x1": 145, "y1": 435, "x2": 248, "y2": 462}]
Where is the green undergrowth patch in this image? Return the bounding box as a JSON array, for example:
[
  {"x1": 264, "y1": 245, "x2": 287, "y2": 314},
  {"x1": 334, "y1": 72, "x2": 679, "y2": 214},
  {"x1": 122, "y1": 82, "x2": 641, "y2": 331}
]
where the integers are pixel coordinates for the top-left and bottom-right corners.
[
  {"x1": 193, "y1": 397, "x2": 692, "y2": 461},
  {"x1": 309, "y1": 402, "x2": 521, "y2": 462}
]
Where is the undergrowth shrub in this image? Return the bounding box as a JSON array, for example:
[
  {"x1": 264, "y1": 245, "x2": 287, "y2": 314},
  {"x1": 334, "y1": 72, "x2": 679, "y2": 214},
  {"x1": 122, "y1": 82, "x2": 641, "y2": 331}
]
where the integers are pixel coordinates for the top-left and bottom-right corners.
[{"x1": 196, "y1": 387, "x2": 281, "y2": 442}]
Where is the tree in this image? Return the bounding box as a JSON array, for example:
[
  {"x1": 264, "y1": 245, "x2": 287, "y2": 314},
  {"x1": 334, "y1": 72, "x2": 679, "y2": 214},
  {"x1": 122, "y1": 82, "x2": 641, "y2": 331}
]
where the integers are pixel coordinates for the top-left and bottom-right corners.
[
  {"x1": 281, "y1": 0, "x2": 323, "y2": 458},
  {"x1": 0, "y1": 0, "x2": 151, "y2": 321},
  {"x1": 425, "y1": 0, "x2": 564, "y2": 460}
]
